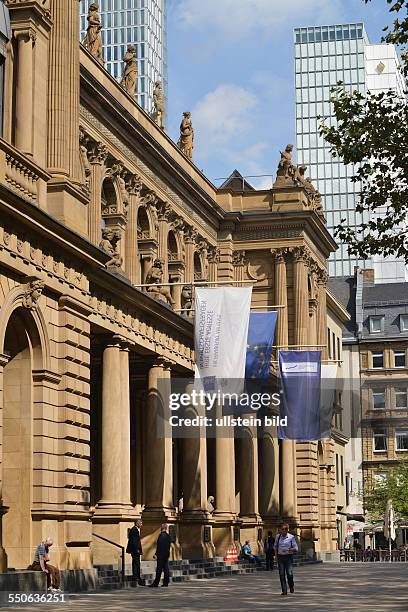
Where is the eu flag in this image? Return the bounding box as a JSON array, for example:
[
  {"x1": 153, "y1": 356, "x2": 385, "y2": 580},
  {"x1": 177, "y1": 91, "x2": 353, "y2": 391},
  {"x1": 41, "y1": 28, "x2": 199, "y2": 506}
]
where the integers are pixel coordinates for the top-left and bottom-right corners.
[{"x1": 245, "y1": 312, "x2": 277, "y2": 379}]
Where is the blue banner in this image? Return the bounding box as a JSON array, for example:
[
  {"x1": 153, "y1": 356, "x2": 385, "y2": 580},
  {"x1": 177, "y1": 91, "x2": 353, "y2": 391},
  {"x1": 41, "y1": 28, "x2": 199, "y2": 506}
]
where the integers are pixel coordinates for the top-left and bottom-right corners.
[
  {"x1": 278, "y1": 350, "x2": 322, "y2": 440},
  {"x1": 245, "y1": 312, "x2": 277, "y2": 379}
]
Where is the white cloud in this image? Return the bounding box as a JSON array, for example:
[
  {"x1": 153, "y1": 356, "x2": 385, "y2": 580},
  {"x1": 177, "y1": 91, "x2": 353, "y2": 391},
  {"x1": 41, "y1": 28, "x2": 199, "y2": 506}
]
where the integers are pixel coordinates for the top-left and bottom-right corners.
[
  {"x1": 176, "y1": 0, "x2": 342, "y2": 39},
  {"x1": 192, "y1": 84, "x2": 259, "y2": 158}
]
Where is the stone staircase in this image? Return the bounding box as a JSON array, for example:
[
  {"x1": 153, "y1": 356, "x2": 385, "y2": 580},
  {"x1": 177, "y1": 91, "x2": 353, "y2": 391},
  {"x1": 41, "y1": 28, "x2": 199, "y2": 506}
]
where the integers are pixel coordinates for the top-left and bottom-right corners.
[{"x1": 95, "y1": 554, "x2": 321, "y2": 590}]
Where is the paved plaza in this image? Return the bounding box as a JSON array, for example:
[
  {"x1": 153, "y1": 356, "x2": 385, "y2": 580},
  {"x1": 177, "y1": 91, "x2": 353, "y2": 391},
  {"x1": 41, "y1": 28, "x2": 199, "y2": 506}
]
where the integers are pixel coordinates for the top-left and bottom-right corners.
[{"x1": 8, "y1": 563, "x2": 408, "y2": 612}]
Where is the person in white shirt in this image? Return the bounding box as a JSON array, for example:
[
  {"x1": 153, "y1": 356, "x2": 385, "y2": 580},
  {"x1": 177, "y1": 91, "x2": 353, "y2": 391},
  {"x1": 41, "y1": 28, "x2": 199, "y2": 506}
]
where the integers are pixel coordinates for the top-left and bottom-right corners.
[{"x1": 274, "y1": 523, "x2": 298, "y2": 596}]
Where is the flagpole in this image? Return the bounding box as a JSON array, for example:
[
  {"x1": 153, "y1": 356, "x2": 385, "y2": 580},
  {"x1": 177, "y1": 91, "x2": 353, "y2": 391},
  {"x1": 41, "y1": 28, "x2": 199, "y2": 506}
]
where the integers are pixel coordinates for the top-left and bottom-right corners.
[
  {"x1": 175, "y1": 305, "x2": 286, "y2": 313},
  {"x1": 133, "y1": 280, "x2": 256, "y2": 288}
]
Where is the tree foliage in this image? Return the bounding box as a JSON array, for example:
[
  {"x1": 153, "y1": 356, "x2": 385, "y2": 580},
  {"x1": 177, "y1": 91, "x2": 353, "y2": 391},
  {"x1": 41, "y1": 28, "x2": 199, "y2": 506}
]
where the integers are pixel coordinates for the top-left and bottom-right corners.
[
  {"x1": 319, "y1": 1, "x2": 408, "y2": 262},
  {"x1": 364, "y1": 460, "x2": 408, "y2": 523}
]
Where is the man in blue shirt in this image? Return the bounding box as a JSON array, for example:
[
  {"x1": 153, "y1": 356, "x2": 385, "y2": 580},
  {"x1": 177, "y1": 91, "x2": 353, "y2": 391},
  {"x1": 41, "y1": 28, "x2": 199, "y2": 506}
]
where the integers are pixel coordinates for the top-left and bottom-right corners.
[{"x1": 274, "y1": 523, "x2": 298, "y2": 595}]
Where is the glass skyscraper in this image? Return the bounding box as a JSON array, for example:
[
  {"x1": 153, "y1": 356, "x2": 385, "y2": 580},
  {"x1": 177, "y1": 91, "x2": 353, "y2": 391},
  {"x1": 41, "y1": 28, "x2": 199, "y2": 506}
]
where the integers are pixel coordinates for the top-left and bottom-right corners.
[
  {"x1": 294, "y1": 23, "x2": 407, "y2": 280},
  {"x1": 80, "y1": 0, "x2": 167, "y2": 113}
]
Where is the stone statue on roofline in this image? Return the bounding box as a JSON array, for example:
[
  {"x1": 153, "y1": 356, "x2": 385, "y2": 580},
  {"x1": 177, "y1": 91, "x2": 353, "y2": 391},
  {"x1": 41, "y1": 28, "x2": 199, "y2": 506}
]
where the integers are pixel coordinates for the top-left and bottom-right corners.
[
  {"x1": 178, "y1": 112, "x2": 194, "y2": 159},
  {"x1": 152, "y1": 81, "x2": 165, "y2": 129},
  {"x1": 121, "y1": 45, "x2": 138, "y2": 96},
  {"x1": 83, "y1": 2, "x2": 103, "y2": 64},
  {"x1": 145, "y1": 258, "x2": 175, "y2": 306},
  {"x1": 273, "y1": 144, "x2": 323, "y2": 211}
]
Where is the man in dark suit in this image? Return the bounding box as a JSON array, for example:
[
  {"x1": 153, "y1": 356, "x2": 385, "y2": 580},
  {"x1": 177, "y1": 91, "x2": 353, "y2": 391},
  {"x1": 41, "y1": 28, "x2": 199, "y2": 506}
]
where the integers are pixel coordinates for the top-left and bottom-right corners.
[
  {"x1": 149, "y1": 523, "x2": 171, "y2": 587},
  {"x1": 126, "y1": 519, "x2": 145, "y2": 585}
]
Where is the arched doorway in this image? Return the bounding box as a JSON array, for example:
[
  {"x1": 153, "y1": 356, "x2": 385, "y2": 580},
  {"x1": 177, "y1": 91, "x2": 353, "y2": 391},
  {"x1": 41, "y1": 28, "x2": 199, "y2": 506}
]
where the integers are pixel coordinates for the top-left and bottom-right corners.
[{"x1": 2, "y1": 308, "x2": 36, "y2": 569}]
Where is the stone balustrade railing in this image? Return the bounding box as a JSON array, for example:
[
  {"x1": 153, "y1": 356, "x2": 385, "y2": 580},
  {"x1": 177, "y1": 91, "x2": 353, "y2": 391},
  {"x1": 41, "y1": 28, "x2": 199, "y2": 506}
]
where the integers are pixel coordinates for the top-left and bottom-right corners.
[{"x1": 0, "y1": 138, "x2": 50, "y2": 207}]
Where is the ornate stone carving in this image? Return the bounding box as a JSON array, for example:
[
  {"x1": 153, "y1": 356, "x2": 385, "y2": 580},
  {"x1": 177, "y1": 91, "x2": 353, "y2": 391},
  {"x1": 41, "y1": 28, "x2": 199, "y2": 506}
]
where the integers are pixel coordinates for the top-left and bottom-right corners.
[
  {"x1": 152, "y1": 81, "x2": 165, "y2": 129},
  {"x1": 120, "y1": 45, "x2": 138, "y2": 96},
  {"x1": 275, "y1": 144, "x2": 310, "y2": 190},
  {"x1": 317, "y1": 269, "x2": 329, "y2": 286},
  {"x1": 23, "y1": 278, "x2": 44, "y2": 309},
  {"x1": 304, "y1": 177, "x2": 323, "y2": 211},
  {"x1": 207, "y1": 246, "x2": 220, "y2": 264},
  {"x1": 79, "y1": 127, "x2": 91, "y2": 192},
  {"x1": 99, "y1": 228, "x2": 123, "y2": 269},
  {"x1": 156, "y1": 201, "x2": 172, "y2": 222},
  {"x1": 88, "y1": 141, "x2": 108, "y2": 165},
  {"x1": 178, "y1": 112, "x2": 194, "y2": 159},
  {"x1": 292, "y1": 246, "x2": 309, "y2": 263},
  {"x1": 181, "y1": 285, "x2": 193, "y2": 312},
  {"x1": 271, "y1": 247, "x2": 288, "y2": 263},
  {"x1": 145, "y1": 258, "x2": 175, "y2": 306},
  {"x1": 83, "y1": 2, "x2": 103, "y2": 64},
  {"x1": 232, "y1": 250, "x2": 247, "y2": 266},
  {"x1": 184, "y1": 225, "x2": 198, "y2": 243},
  {"x1": 106, "y1": 160, "x2": 129, "y2": 211},
  {"x1": 125, "y1": 174, "x2": 143, "y2": 196}
]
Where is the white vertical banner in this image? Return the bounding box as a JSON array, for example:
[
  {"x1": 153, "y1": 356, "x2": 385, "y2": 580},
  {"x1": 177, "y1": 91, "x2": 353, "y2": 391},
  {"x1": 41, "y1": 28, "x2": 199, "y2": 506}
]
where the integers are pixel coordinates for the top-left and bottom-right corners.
[{"x1": 194, "y1": 287, "x2": 252, "y2": 385}]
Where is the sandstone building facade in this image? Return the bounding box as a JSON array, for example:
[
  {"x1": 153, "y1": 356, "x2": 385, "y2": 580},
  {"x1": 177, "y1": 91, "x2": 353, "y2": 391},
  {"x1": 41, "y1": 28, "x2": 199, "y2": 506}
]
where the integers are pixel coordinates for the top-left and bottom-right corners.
[{"x1": 0, "y1": 0, "x2": 344, "y2": 571}]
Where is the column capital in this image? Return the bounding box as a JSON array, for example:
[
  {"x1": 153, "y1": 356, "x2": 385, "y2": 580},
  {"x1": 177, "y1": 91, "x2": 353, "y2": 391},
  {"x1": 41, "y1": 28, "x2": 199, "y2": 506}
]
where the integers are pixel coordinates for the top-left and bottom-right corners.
[
  {"x1": 183, "y1": 224, "x2": 198, "y2": 244},
  {"x1": 271, "y1": 247, "x2": 288, "y2": 263},
  {"x1": 88, "y1": 141, "x2": 108, "y2": 165},
  {"x1": 125, "y1": 173, "x2": 143, "y2": 196},
  {"x1": 14, "y1": 28, "x2": 37, "y2": 43},
  {"x1": 232, "y1": 250, "x2": 247, "y2": 266},
  {"x1": 292, "y1": 245, "x2": 309, "y2": 263},
  {"x1": 207, "y1": 245, "x2": 220, "y2": 264},
  {"x1": 317, "y1": 268, "x2": 329, "y2": 287},
  {"x1": 155, "y1": 200, "x2": 172, "y2": 222}
]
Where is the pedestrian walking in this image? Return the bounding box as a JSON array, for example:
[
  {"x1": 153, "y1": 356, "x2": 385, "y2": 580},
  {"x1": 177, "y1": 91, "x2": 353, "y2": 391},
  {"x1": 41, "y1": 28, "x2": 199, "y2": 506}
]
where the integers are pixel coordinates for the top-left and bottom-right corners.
[
  {"x1": 29, "y1": 537, "x2": 61, "y2": 592},
  {"x1": 274, "y1": 522, "x2": 298, "y2": 596},
  {"x1": 126, "y1": 519, "x2": 145, "y2": 585},
  {"x1": 149, "y1": 523, "x2": 171, "y2": 588},
  {"x1": 264, "y1": 531, "x2": 275, "y2": 570}
]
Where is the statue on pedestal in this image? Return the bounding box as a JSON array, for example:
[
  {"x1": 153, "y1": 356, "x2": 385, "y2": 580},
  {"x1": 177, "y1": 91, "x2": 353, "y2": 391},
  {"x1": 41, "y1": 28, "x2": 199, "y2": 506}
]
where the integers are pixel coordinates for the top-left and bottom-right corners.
[
  {"x1": 152, "y1": 81, "x2": 165, "y2": 129},
  {"x1": 178, "y1": 112, "x2": 194, "y2": 159},
  {"x1": 121, "y1": 45, "x2": 138, "y2": 96},
  {"x1": 99, "y1": 229, "x2": 123, "y2": 269},
  {"x1": 83, "y1": 2, "x2": 103, "y2": 64},
  {"x1": 278, "y1": 144, "x2": 294, "y2": 180},
  {"x1": 145, "y1": 259, "x2": 175, "y2": 306}
]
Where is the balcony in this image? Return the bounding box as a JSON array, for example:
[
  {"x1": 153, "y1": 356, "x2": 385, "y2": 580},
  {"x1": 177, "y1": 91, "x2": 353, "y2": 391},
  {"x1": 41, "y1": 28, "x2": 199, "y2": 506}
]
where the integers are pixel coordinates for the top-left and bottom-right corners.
[{"x1": 0, "y1": 138, "x2": 50, "y2": 207}]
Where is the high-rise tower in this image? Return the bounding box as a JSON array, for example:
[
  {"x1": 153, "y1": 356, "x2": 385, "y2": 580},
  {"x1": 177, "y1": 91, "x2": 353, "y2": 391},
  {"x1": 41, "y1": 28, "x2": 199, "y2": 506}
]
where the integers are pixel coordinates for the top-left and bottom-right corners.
[{"x1": 294, "y1": 23, "x2": 406, "y2": 281}]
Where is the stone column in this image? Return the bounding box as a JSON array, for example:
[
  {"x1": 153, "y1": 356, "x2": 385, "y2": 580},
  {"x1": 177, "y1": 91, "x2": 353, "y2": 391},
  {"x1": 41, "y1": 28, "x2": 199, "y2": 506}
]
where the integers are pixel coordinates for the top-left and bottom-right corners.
[
  {"x1": 271, "y1": 248, "x2": 297, "y2": 522},
  {"x1": 47, "y1": 0, "x2": 80, "y2": 179},
  {"x1": 156, "y1": 202, "x2": 171, "y2": 280},
  {"x1": 317, "y1": 270, "x2": 329, "y2": 360},
  {"x1": 213, "y1": 400, "x2": 236, "y2": 556},
  {"x1": 99, "y1": 338, "x2": 122, "y2": 507},
  {"x1": 15, "y1": 30, "x2": 36, "y2": 155},
  {"x1": 184, "y1": 225, "x2": 197, "y2": 284},
  {"x1": 179, "y1": 385, "x2": 212, "y2": 558},
  {"x1": 97, "y1": 337, "x2": 133, "y2": 510},
  {"x1": 88, "y1": 142, "x2": 107, "y2": 244},
  {"x1": 293, "y1": 246, "x2": 310, "y2": 348},
  {"x1": 142, "y1": 361, "x2": 175, "y2": 558},
  {"x1": 125, "y1": 175, "x2": 143, "y2": 284},
  {"x1": 0, "y1": 354, "x2": 9, "y2": 571},
  {"x1": 120, "y1": 344, "x2": 132, "y2": 507},
  {"x1": 208, "y1": 246, "x2": 219, "y2": 284},
  {"x1": 233, "y1": 250, "x2": 247, "y2": 285}
]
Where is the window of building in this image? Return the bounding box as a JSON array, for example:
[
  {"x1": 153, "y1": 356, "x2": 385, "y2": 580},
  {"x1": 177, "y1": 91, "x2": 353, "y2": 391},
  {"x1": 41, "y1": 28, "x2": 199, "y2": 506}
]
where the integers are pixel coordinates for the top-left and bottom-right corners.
[
  {"x1": 369, "y1": 315, "x2": 384, "y2": 334},
  {"x1": 337, "y1": 337, "x2": 341, "y2": 362},
  {"x1": 396, "y1": 429, "x2": 408, "y2": 451},
  {"x1": 394, "y1": 350, "x2": 406, "y2": 368},
  {"x1": 327, "y1": 328, "x2": 331, "y2": 360},
  {"x1": 372, "y1": 352, "x2": 384, "y2": 368},
  {"x1": 340, "y1": 455, "x2": 344, "y2": 485},
  {"x1": 395, "y1": 386, "x2": 408, "y2": 409},
  {"x1": 374, "y1": 471, "x2": 387, "y2": 483},
  {"x1": 335, "y1": 453, "x2": 339, "y2": 484},
  {"x1": 400, "y1": 314, "x2": 408, "y2": 332},
  {"x1": 372, "y1": 388, "x2": 386, "y2": 410},
  {"x1": 373, "y1": 430, "x2": 387, "y2": 452},
  {"x1": 332, "y1": 331, "x2": 336, "y2": 360}
]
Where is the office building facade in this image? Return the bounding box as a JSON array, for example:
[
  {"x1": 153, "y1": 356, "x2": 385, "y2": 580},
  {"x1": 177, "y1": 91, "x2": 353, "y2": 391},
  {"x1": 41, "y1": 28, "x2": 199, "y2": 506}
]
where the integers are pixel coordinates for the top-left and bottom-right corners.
[
  {"x1": 294, "y1": 23, "x2": 407, "y2": 281},
  {"x1": 80, "y1": 0, "x2": 167, "y2": 113}
]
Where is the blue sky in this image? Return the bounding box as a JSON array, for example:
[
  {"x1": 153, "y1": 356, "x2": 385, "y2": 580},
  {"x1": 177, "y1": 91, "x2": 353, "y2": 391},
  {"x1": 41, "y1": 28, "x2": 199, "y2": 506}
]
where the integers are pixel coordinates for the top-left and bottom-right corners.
[{"x1": 166, "y1": 0, "x2": 396, "y2": 188}]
